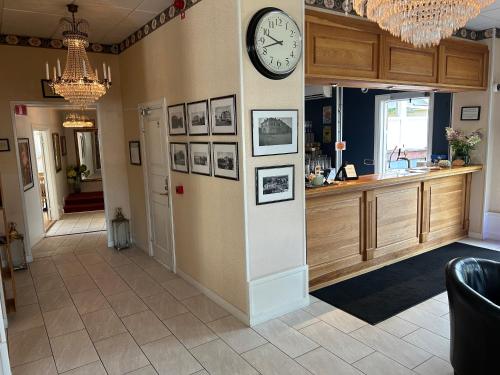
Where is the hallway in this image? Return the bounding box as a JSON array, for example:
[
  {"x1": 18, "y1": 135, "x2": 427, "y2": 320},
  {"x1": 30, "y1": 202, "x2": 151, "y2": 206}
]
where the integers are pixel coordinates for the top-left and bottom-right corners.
[
  {"x1": 45, "y1": 212, "x2": 106, "y2": 237},
  {"x1": 9, "y1": 232, "x2": 454, "y2": 375}
]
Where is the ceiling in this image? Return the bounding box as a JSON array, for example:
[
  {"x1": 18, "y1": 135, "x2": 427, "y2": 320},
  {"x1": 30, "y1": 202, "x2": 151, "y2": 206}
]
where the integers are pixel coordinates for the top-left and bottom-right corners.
[
  {"x1": 0, "y1": 0, "x2": 174, "y2": 45},
  {"x1": 466, "y1": 0, "x2": 500, "y2": 30}
]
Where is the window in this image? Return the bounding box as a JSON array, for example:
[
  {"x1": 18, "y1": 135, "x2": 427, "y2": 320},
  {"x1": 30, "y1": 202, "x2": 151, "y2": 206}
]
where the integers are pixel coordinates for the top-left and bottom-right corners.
[{"x1": 375, "y1": 93, "x2": 433, "y2": 174}]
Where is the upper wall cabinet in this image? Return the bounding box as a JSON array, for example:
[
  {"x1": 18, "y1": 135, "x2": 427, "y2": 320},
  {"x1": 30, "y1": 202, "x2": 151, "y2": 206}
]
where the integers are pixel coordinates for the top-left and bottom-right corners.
[
  {"x1": 438, "y1": 42, "x2": 489, "y2": 88},
  {"x1": 305, "y1": 10, "x2": 489, "y2": 91},
  {"x1": 306, "y1": 19, "x2": 379, "y2": 79},
  {"x1": 380, "y1": 35, "x2": 439, "y2": 84}
]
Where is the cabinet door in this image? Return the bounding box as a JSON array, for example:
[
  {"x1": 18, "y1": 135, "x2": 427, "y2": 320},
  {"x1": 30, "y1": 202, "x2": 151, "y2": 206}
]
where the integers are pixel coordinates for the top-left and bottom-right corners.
[
  {"x1": 439, "y1": 42, "x2": 488, "y2": 88},
  {"x1": 422, "y1": 175, "x2": 468, "y2": 243},
  {"x1": 306, "y1": 19, "x2": 379, "y2": 79},
  {"x1": 306, "y1": 192, "x2": 364, "y2": 287},
  {"x1": 381, "y1": 36, "x2": 438, "y2": 84}
]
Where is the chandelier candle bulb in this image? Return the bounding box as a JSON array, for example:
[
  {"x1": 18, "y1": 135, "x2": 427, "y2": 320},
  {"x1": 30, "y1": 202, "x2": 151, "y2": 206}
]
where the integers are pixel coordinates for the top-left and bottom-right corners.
[
  {"x1": 45, "y1": 62, "x2": 49, "y2": 80},
  {"x1": 57, "y1": 59, "x2": 61, "y2": 77},
  {"x1": 107, "y1": 65, "x2": 111, "y2": 83},
  {"x1": 82, "y1": 60, "x2": 87, "y2": 78},
  {"x1": 103, "y1": 63, "x2": 107, "y2": 80},
  {"x1": 95, "y1": 68, "x2": 98, "y2": 80},
  {"x1": 53, "y1": 66, "x2": 57, "y2": 81}
]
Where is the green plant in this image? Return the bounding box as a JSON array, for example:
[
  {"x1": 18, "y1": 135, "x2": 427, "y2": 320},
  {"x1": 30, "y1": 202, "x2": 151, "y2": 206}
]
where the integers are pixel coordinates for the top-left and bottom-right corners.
[{"x1": 67, "y1": 164, "x2": 90, "y2": 183}]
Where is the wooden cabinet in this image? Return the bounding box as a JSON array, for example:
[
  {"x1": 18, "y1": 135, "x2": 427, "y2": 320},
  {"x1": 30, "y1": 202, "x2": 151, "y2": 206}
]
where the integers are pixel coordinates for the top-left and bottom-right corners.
[
  {"x1": 305, "y1": 10, "x2": 489, "y2": 91},
  {"x1": 438, "y1": 42, "x2": 489, "y2": 88},
  {"x1": 367, "y1": 183, "x2": 421, "y2": 260},
  {"x1": 306, "y1": 167, "x2": 479, "y2": 290},
  {"x1": 306, "y1": 192, "x2": 364, "y2": 285},
  {"x1": 380, "y1": 36, "x2": 439, "y2": 84},
  {"x1": 306, "y1": 20, "x2": 379, "y2": 79}
]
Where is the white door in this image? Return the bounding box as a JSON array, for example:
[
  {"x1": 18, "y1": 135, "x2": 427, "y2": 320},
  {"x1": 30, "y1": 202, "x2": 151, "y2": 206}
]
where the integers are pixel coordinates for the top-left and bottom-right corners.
[{"x1": 142, "y1": 106, "x2": 174, "y2": 269}]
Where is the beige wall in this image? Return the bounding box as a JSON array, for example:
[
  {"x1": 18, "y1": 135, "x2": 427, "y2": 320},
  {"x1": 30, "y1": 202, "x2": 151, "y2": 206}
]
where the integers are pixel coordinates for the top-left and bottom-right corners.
[
  {"x1": 487, "y1": 38, "x2": 500, "y2": 213},
  {"x1": 240, "y1": 0, "x2": 306, "y2": 281},
  {"x1": 119, "y1": 0, "x2": 248, "y2": 313},
  {"x1": 0, "y1": 45, "x2": 129, "y2": 249}
]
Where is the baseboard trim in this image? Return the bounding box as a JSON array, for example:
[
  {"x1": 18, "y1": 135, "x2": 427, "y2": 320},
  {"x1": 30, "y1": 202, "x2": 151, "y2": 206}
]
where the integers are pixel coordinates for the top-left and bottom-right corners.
[
  {"x1": 484, "y1": 212, "x2": 500, "y2": 241},
  {"x1": 176, "y1": 268, "x2": 250, "y2": 325},
  {"x1": 248, "y1": 265, "x2": 309, "y2": 326},
  {"x1": 468, "y1": 231, "x2": 483, "y2": 240}
]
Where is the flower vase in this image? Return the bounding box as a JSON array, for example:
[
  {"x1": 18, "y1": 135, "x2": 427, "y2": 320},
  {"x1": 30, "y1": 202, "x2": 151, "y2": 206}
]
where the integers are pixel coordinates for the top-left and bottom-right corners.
[{"x1": 453, "y1": 151, "x2": 470, "y2": 166}]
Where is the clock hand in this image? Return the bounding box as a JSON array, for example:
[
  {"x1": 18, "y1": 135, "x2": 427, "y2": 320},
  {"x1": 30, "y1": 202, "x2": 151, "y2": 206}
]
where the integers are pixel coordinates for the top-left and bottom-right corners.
[
  {"x1": 263, "y1": 41, "x2": 282, "y2": 48},
  {"x1": 266, "y1": 33, "x2": 283, "y2": 45}
]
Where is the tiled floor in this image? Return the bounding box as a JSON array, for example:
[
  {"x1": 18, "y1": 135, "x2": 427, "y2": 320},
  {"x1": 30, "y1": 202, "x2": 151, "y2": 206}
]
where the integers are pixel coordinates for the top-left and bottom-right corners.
[
  {"x1": 46, "y1": 211, "x2": 107, "y2": 237},
  {"x1": 10, "y1": 231, "x2": 457, "y2": 375}
]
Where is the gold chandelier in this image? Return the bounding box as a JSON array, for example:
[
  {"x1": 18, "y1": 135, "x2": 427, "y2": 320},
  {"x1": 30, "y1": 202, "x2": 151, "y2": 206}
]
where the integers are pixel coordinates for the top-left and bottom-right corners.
[
  {"x1": 352, "y1": 0, "x2": 494, "y2": 47},
  {"x1": 44, "y1": 4, "x2": 111, "y2": 108},
  {"x1": 63, "y1": 112, "x2": 94, "y2": 128}
]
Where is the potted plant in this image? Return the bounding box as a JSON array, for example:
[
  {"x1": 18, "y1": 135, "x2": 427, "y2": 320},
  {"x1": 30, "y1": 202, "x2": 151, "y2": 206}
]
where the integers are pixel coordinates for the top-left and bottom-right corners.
[
  {"x1": 445, "y1": 127, "x2": 482, "y2": 166},
  {"x1": 67, "y1": 164, "x2": 90, "y2": 193}
]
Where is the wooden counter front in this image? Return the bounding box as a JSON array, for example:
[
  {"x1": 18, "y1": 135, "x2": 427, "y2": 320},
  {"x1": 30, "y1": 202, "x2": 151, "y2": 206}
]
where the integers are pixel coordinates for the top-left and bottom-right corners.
[{"x1": 306, "y1": 166, "x2": 481, "y2": 290}]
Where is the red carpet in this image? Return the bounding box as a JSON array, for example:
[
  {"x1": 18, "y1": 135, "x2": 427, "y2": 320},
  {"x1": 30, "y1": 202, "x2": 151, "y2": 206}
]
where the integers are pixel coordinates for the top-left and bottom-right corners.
[{"x1": 64, "y1": 191, "x2": 105, "y2": 213}]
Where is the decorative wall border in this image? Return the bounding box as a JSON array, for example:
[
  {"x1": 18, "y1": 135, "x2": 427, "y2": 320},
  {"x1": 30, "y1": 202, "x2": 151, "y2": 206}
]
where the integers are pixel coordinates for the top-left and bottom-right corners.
[
  {"x1": 0, "y1": 0, "x2": 496, "y2": 55},
  {"x1": 118, "y1": 0, "x2": 202, "y2": 53},
  {"x1": 305, "y1": 0, "x2": 492, "y2": 42},
  {"x1": 0, "y1": 34, "x2": 119, "y2": 54}
]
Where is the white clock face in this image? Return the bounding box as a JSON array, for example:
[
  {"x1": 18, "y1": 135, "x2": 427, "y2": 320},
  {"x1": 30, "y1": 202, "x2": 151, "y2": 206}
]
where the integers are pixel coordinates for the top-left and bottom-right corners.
[{"x1": 254, "y1": 10, "x2": 302, "y2": 76}]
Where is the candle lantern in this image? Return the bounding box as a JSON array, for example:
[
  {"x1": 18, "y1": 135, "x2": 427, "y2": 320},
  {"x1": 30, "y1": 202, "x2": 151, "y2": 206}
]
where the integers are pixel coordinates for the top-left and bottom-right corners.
[
  {"x1": 8, "y1": 223, "x2": 27, "y2": 270},
  {"x1": 112, "y1": 208, "x2": 130, "y2": 250}
]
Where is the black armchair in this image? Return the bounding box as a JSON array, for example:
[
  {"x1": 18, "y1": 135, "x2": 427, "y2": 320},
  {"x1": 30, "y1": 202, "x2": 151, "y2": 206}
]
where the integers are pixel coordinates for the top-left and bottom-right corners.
[{"x1": 446, "y1": 257, "x2": 500, "y2": 375}]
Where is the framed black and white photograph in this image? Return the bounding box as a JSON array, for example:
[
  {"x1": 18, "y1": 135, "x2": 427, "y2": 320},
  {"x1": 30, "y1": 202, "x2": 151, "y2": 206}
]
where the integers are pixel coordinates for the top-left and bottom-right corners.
[
  {"x1": 170, "y1": 142, "x2": 189, "y2": 173},
  {"x1": 212, "y1": 142, "x2": 239, "y2": 180},
  {"x1": 41, "y1": 79, "x2": 62, "y2": 98},
  {"x1": 256, "y1": 165, "x2": 295, "y2": 205},
  {"x1": 0, "y1": 138, "x2": 10, "y2": 152},
  {"x1": 187, "y1": 100, "x2": 209, "y2": 135},
  {"x1": 461, "y1": 106, "x2": 481, "y2": 121},
  {"x1": 210, "y1": 95, "x2": 237, "y2": 135},
  {"x1": 189, "y1": 142, "x2": 211, "y2": 176},
  {"x1": 168, "y1": 104, "x2": 187, "y2": 135},
  {"x1": 17, "y1": 138, "x2": 34, "y2": 191},
  {"x1": 252, "y1": 109, "x2": 298, "y2": 156},
  {"x1": 61, "y1": 135, "x2": 67, "y2": 156},
  {"x1": 129, "y1": 141, "x2": 141, "y2": 166}
]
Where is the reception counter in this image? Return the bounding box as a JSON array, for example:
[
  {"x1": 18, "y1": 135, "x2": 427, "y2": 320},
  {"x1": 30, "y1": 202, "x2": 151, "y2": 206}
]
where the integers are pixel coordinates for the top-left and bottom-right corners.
[{"x1": 306, "y1": 166, "x2": 482, "y2": 290}]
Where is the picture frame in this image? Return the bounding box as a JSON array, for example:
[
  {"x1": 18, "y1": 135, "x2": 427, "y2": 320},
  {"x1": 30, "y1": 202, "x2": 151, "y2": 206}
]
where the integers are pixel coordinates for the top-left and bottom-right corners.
[
  {"x1": 461, "y1": 106, "x2": 481, "y2": 121},
  {"x1": 61, "y1": 135, "x2": 67, "y2": 156},
  {"x1": 17, "y1": 138, "x2": 34, "y2": 191},
  {"x1": 129, "y1": 141, "x2": 141, "y2": 166},
  {"x1": 52, "y1": 133, "x2": 62, "y2": 172},
  {"x1": 41, "y1": 79, "x2": 62, "y2": 98},
  {"x1": 256, "y1": 165, "x2": 295, "y2": 205},
  {"x1": 189, "y1": 142, "x2": 211, "y2": 176},
  {"x1": 170, "y1": 142, "x2": 189, "y2": 173},
  {"x1": 0, "y1": 138, "x2": 10, "y2": 152},
  {"x1": 168, "y1": 104, "x2": 187, "y2": 135},
  {"x1": 212, "y1": 142, "x2": 239, "y2": 181},
  {"x1": 251, "y1": 109, "x2": 298, "y2": 156},
  {"x1": 187, "y1": 100, "x2": 210, "y2": 135},
  {"x1": 210, "y1": 95, "x2": 237, "y2": 135}
]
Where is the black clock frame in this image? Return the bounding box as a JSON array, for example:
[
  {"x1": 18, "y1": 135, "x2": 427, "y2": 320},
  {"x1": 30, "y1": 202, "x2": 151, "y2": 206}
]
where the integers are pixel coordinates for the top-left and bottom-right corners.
[{"x1": 246, "y1": 7, "x2": 301, "y2": 80}]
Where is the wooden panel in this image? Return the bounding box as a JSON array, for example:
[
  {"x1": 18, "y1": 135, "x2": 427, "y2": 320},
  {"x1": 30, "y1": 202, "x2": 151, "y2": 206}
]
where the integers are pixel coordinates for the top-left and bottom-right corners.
[
  {"x1": 381, "y1": 36, "x2": 438, "y2": 83},
  {"x1": 427, "y1": 175, "x2": 467, "y2": 242},
  {"x1": 306, "y1": 21, "x2": 379, "y2": 79},
  {"x1": 307, "y1": 192, "x2": 364, "y2": 281},
  {"x1": 439, "y1": 42, "x2": 488, "y2": 88}
]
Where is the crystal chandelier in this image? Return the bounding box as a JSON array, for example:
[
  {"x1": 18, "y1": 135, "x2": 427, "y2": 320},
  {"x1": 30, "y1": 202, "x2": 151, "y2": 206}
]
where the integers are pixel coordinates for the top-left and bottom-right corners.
[
  {"x1": 352, "y1": 0, "x2": 494, "y2": 47},
  {"x1": 44, "y1": 4, "x2": 111, "y2": 108},
  {"x1": 63, "y1": 112, "x2": 94, "y2": 128}
]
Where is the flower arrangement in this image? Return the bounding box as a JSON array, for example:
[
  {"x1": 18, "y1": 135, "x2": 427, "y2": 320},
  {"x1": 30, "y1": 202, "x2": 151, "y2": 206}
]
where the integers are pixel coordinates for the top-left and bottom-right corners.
[
  {"x1": 445, "y1": 127, "x2": 482, "y2": 165},
  {"x1": 67, "y1": 165, "x2": 90, "y2": 193}
]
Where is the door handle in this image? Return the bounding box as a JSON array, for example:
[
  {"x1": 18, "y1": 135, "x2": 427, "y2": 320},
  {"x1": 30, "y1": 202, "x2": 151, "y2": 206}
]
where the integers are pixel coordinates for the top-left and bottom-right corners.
[{"x1": 159, "y1": 192, "x2": 169, "y2": 196}]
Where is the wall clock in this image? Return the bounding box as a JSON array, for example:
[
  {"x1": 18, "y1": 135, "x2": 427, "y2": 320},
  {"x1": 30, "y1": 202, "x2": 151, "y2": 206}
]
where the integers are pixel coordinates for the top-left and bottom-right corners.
[{"x1": 246, "y1": 7, "x2": 302, "y2": 80}]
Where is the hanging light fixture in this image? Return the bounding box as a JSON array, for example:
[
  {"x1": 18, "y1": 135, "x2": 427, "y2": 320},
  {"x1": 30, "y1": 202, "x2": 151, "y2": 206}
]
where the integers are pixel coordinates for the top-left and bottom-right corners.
[
  {"x1": 43, "y1": 4, "x2": 111, "y2": 108},
  {"x1": 63, "y1": 112, "x2": 94, "y2": 128},
  {"x1": 352, "y1": 0, "x2": 494, "y2": 47}
]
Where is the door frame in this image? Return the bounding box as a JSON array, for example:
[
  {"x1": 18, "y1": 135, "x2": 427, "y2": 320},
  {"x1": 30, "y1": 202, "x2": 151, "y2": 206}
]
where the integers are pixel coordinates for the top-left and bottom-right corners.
[
  {"x1": 138, "y1": 98, "x2": 176, "y2": 271},
  {"x1": 374, "y1": 92, "x2": 434, "y2": 174},
  {"x1": 9, "y1": 101, "x2": 102, "y2": 259},
  {"x1": 32, "y1": 127, "x2": 60, "y2": 225}
]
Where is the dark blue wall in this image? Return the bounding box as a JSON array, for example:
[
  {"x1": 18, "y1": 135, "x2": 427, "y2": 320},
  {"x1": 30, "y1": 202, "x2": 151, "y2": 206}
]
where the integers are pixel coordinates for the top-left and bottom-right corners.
[{"x1": 304, "y1": 89, "x2": 452, "y2": 175}]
